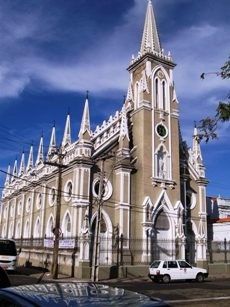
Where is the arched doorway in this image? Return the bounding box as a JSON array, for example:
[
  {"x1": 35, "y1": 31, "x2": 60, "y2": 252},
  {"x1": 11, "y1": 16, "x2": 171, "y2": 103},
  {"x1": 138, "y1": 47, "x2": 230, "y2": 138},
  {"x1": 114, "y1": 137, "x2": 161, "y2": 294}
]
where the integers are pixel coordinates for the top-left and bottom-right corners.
[
  {"x1": 151, "y1": 209, "x2": 173, "y2": 261},
  {"x1": 90, "y1": 211, "x2": 112, "y2": 265}
]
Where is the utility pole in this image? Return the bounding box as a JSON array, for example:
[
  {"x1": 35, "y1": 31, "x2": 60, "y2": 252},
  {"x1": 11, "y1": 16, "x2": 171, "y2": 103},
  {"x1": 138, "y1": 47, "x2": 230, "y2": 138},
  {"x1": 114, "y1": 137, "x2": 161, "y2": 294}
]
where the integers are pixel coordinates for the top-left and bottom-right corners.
[
  {"x1": 91, "y1": 158, "x2": 105, "y2": 282},
  {"x1": 44, "y1": 149, "x2": 67, "y2": 279}
]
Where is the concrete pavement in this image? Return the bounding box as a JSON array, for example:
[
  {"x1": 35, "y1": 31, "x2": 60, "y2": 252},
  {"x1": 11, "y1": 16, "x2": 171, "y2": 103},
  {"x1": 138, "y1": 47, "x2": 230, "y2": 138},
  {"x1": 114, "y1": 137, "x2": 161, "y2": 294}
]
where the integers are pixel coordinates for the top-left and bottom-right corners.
[{"x1": 14, "y1": 265, "x2": 230, "y2": 284}]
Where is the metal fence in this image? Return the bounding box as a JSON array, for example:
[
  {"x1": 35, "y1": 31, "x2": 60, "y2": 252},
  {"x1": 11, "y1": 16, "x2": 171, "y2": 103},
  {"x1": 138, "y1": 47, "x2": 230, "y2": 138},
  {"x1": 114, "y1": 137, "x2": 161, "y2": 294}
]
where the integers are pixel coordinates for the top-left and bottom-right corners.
[
  {"x1": 207, "y1": 238, "x2": 230, "y2": 263},
  {"x1": 14, "y1": 236, "x2": 230, "y2": 265}
]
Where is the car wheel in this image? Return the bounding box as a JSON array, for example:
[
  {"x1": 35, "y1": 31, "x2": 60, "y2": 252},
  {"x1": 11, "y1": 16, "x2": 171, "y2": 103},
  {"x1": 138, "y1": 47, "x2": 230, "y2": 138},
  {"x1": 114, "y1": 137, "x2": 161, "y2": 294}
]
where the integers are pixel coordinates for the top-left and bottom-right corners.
[
  {"x1": 196, "y1": 273, "x2": 204, "y2": 282},
  {"x1": 162, "y1": 274, "x2": 170, "y2": 284}
]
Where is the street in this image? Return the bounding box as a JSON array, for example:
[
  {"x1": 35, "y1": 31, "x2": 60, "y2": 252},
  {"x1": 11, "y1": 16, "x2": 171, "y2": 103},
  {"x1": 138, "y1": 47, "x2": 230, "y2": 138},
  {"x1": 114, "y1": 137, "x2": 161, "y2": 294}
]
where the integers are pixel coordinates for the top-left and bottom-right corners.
[
  {"x1": 103, "y1": 277, "x2": 230, "y2": 306},
  {"x1": 6, "y1": 269, "x2": 230, "y2": 306}
]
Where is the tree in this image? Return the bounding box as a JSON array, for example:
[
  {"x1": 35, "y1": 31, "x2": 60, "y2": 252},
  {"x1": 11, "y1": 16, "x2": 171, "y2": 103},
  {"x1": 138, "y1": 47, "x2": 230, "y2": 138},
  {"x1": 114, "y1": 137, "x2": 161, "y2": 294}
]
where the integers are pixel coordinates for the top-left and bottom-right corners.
[{"x1": 198, "y1": 56, "x2": 230, "y2": 142}]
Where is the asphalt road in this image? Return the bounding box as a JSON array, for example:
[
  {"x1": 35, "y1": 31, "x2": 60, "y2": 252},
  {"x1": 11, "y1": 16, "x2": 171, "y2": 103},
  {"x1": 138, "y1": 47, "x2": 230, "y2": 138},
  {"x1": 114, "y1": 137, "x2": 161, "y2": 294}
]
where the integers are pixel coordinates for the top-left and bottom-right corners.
[
  {"x1": 6, "y1": 269, "x2": 230, "y2": 307},
  {"x1": 103, "y1": 277, "x2": 230, "y2": 306}
]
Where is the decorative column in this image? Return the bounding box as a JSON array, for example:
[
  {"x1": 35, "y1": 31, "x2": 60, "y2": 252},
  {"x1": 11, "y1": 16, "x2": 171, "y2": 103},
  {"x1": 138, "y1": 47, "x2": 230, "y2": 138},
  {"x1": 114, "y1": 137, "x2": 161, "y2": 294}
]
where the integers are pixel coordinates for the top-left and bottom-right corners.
[
  {"x1": 114, "y1": 105, "x2": 132, "y2": 264},
  {"x1": 73, "y1": 96, "x2": 93, "y2": 278}
]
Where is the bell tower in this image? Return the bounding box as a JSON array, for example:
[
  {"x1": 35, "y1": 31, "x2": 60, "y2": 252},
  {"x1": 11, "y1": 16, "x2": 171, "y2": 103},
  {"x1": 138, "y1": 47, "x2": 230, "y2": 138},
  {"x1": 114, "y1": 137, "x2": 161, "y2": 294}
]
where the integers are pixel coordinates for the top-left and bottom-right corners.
[{"x1": 127, "y1": 0, "x2": 182, "y2": 248}]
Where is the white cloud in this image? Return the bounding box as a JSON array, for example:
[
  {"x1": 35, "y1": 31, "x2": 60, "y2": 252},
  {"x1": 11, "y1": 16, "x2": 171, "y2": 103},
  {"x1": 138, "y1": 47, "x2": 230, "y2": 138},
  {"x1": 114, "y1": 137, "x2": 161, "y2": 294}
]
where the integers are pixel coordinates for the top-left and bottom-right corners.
[
  {"x1": 169, "y1": 24, "x2": 230, "y2": 100},
  {"x1": 0, "y1": 0, "x2": 229, "y2": 105},
  {"x1": 0, "y1": 65, "x2": 30, "y2": 98}
]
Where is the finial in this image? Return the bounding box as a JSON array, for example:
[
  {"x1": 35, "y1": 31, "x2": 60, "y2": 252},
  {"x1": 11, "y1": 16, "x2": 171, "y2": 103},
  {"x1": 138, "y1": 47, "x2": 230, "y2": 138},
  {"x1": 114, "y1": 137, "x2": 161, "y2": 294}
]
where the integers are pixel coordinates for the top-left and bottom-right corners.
[
  {"x1": 67, "y1": 107, "x2": 70, "y2": 115},
  {"x1": 53, "y1": 120, "x2": 56, "y2": 127},
  {"x1": 86, "y1": 90, "x2": 89, "y2": 99},
  {"x1": 194, "y1": 121, "x2": 197, "y2": 128}
]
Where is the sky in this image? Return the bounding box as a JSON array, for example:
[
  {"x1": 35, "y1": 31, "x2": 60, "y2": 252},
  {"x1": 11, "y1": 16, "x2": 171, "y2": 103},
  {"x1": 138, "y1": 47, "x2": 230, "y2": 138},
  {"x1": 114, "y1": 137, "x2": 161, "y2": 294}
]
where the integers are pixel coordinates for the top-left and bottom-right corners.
[{"x1": 0, "y1": 0, "x2": 229, "y2": 198}]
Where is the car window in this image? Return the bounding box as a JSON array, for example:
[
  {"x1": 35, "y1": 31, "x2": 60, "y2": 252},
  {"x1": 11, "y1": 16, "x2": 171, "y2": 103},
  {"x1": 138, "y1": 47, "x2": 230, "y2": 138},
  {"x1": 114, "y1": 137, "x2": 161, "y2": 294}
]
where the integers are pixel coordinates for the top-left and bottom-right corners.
[
  {"x1": 150, "y1": 261, "x2": 161, "y2": 268},
  {"x1": 163, "y1": 261, "x2": 167, "y2": 268},
  {"x1": 178, "y1": 261, "x2": 191, "y2": 268},
  {"x1": 167, "y1": 261, "x2": 178, "y2": 268}
]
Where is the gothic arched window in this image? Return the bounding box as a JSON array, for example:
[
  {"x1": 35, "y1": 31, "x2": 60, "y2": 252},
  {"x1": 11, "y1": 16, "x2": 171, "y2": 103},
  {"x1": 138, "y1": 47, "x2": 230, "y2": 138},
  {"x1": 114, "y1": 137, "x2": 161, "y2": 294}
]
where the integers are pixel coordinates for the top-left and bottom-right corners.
[
  {"x1": 135, "y1": 82, "x2": 140, "y2": 109},
  {"x1": 17, "y1": 201, "x2": 22, "y2": 216},
  {"x1": 15, "y1": 222, "x2": 21, "y2": 239},
  {"x1": 9, "y1": 222, "x2": 14, "y2": 238},
  {"x1": 63, "y1": 212, "x2": 71, "y2": 237},
  {"x1": 155, "y1": 78, "x2": 159, "y2": 108},
  {"x1": 24, "y1": 220, "x2": 30, "y2": 238},
  {"x1": 2, "y1": 224, "x2": 6, "y2": 238},
  {"x1": 36, "y1": 193, "x2": 42, "y2": 209},
  {"x1": 46, "y1": 216, "x2": 54, "y2": 238},
  {"x1": 34, "y1": 218, "x2": 40, "y2": 238},
  {"x1": 26, "y1": 197, "x2": 31, "y2": 213},
  {"x1": 162, "y1": 81, "x2": 166, "y2": 110}
]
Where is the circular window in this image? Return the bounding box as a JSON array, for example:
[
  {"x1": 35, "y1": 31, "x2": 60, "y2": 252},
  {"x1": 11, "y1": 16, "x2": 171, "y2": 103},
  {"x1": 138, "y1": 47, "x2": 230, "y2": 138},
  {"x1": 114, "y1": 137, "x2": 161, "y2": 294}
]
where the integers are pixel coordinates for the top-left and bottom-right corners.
[
  {"x1": 49, "y1": 188, "x2": 56, "y2": 206},
  {"x1": 156, "y1": 124, "x2": 167, "y2": 138},
  {"x1": 92, "y1": 177, "x2": 112, "y2": 201},
  {"x1": 26, "y1": 198, "x2": 31, "y2": 213},
  {"x1": 36, "y1": 193, "x2": 42, "y2": 209},
  {"x1": 157, "y1": 70, "x2": 164, "y2": 79},
  {"x1": 64, "y1": 181, "x2": 73, "y2": 202}
]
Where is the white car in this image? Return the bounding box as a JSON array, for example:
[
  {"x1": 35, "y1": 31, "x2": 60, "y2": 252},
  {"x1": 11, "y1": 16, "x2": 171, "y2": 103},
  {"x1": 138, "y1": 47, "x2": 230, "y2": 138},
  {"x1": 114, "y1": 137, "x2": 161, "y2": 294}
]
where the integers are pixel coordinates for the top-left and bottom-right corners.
[{"x1": 149, "y1": 260, "x2": 208, "y2": 283}]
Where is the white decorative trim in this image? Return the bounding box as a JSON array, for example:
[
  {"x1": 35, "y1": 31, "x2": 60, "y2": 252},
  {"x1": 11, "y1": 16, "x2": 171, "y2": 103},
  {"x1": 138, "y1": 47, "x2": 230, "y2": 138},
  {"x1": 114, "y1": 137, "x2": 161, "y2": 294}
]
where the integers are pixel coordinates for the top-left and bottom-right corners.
[
  {"x1": 92, "y1": 177, "x2": 112, "y2": 201},
  {"x1": 64, "y1": 180, "x2": 73, "y2": 202}
]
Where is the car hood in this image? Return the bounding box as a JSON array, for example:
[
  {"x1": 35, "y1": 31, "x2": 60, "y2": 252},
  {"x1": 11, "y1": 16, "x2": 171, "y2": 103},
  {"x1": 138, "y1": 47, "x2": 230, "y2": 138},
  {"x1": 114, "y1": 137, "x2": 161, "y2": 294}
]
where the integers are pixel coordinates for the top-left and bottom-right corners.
[{"x1": 0, "y1": 282, "x2": 167, "y2": 306}]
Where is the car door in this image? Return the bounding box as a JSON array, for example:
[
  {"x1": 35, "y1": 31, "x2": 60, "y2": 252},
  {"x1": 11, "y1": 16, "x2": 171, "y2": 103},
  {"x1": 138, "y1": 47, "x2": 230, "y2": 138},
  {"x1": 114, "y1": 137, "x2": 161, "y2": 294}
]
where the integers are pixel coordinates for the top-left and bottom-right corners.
[
  {"x1": 178, "y1": 260, "x2": 194, "y2": 279},
  {"x1": 167, "y1": 261, "x2": 180, "y2": 280}
]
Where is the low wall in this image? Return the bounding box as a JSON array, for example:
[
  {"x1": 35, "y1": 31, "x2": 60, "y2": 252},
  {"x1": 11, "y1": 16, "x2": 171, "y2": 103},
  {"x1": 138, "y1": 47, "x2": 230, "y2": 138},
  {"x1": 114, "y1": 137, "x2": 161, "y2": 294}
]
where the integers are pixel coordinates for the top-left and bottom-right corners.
[{"x1": 208, "y1": 263, "x2": 230, "y2": 275}]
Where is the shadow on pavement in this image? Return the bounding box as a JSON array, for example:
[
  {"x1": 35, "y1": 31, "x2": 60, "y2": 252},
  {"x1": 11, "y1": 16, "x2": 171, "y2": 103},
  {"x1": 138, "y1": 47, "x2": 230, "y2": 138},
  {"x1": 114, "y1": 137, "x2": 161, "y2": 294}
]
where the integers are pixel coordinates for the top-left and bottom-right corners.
[{"x1": 15, "y1": 266, "x2": 49, "y2": 276}]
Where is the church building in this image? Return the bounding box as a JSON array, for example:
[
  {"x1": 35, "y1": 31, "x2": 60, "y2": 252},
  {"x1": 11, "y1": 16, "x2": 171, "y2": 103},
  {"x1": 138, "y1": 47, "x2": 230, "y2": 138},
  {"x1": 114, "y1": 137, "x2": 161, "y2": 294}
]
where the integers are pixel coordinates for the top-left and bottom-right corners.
[{"x1": 0, "y1": 1, "x2": 208, "y2": 278}]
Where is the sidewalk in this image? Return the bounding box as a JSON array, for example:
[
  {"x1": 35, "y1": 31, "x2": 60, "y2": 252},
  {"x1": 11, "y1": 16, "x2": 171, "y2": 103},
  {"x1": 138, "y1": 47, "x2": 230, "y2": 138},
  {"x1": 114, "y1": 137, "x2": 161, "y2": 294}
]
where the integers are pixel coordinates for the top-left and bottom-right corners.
[
  {"x1": 18, "y1": 266, "x2": 230, "y2": 283},
  {"x1": 22, "y1": 268, "x2": 230, "y2": 283}
]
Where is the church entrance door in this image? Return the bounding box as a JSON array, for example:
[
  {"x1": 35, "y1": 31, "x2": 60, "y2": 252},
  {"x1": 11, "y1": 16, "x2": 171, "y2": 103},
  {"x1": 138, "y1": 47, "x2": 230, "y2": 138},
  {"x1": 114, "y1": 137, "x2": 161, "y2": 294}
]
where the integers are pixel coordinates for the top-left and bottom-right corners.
[
  {"x1": 151, "y1": 209, "x2": 174, "y2": 261},
  {"x1": 91, "y1": 214, "x2": 112, "y2": 265}
]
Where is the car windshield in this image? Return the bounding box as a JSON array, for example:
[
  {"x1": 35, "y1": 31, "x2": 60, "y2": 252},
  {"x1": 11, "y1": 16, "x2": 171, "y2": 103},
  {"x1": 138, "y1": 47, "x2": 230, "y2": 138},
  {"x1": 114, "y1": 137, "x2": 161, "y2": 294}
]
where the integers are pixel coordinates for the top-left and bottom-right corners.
[
  {"x1": 150, "y1": 261, "x2": 161, "y2": 268},
  {"x1": 0, "y1": 240, "x2": 17, "y2": 256}
]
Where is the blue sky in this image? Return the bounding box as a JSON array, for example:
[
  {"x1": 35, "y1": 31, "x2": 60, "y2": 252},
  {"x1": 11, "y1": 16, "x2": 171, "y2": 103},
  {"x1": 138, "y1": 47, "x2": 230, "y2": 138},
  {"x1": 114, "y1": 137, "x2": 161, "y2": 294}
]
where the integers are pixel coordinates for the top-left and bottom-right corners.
[{"x1": 0, "y1": 0, "x2": 229, "y2": 197}]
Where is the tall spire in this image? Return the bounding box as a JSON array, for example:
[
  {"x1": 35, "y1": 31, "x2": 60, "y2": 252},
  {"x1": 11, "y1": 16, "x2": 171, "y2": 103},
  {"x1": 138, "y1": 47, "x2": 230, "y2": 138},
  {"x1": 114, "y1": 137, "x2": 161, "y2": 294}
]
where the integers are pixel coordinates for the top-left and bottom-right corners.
[
  {"x1": 11, "y1": 159, "x2": 18, "y2": 182},
  {"x1": 119, "y1": 105, "x2": 130, "y2": 143},
  {"x1": 140, "y1": 0, "x2": 161, "y2": 55},
  {"x1": 47, "y1": 124, "x2": 57, "y2": 157},
  {"x1": 78, "y1": 96, "x2": 91, "y2": 140},
  {"x1": 18, "y1": 152, "x2": 25, "y2": 176},
  {"x1": 4, "y1": 164, "x2": 11, "y2": 186},
  {"x1": 26, "y1": 145, "x2": 34, "y2": 172},
  {"x1": 62, "y1": 113, "x2": 71, "y2": 146},
  {"x1": 36, "y1": 136, "x2": 44, "y2": 165}
]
